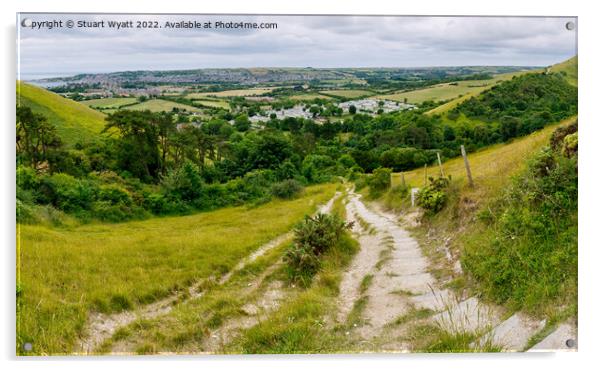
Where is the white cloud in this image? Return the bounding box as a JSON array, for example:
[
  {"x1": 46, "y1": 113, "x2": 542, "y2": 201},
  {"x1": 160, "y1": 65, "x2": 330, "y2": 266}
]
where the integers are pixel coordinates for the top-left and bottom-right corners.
[{"x1": 17, "y1": 14, "x2": 577, "y2": 77}]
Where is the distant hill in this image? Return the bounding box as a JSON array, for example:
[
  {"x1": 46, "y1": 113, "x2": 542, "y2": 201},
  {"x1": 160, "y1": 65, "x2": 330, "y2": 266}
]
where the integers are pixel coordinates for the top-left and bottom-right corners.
[
  {"x1": 34, "y1": 66, "x2": 535, "y2": 86},
  {"x1": 17, "y1": 82, "x2": 106, "y2": 147}
]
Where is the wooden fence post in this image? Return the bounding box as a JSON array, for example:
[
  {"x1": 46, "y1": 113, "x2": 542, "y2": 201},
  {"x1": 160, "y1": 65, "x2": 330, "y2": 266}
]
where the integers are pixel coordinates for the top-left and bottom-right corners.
[
  {"x1": 400, "y1": 172, "x2": 406, "y2": 187},
  {"x1": 436, "y1": 152, "x2": 444, "y2": 178},
  {"x1": 460, "y1": 145, "x2": 474, "y2": 187}
]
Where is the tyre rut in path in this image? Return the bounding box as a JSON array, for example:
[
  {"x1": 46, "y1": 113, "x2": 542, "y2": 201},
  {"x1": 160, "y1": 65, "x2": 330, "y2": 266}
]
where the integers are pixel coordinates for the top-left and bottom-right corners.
[{"x1": 75, "y1": 192, "x2": 341, "y2": 354}]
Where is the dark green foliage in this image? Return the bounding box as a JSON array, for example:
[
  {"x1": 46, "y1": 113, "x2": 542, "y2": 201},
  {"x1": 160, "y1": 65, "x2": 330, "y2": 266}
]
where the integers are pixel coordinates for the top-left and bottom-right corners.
[
  {"x1": 456, "y1": 73, "x2": 577, "y2": 140},
  {"x1": 463, "y1": 125, "x2": 578, "y2": 313},
  {"x1": 16, "y1": 69, "x2": 578, "y2": 226},
  {"x1": 16, "y1": 106, "x2": 63, "y2": 170},
  {"x1": 417, "y1": 176, "x2": 450, "y2": 213},
  {"x1": 161, "y1": 160, "x2": 203, "y2": 202},
  {"x1": 104, "y1": 110, "x2": 162, "y2": 182},
  {"x1": 271, "y1": 179, "x2": 304, "y2": 199},
  {"x1": 285, "y1": 213, "x2": 352, "y2": 286},
  {"x1": 368, "y1": 167, "x2": 392, "y2": 194}
]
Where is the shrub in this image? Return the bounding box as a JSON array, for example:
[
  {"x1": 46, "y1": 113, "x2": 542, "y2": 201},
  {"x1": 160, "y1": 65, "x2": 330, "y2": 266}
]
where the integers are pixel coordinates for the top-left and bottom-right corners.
[
  {"x1": 562, "y1": 132, "x2": 578, "y2": 158},
  {"x1": 271, "y1": 179, "x2": 303, "y2": 199},
  {"x1": 417, "y1": 176, "x2": 450, "y2": 213},
  {"x1": 368, "y1": 167, "x2": 392, "y2": 195},
  {"x1": 98, "y1": 184, "x2": 132, "y2": 206},
  {"x1": 38, "y1": 173, "x2": 96, "y2": 212},
  {"x1": 16, "y1": 166, "x2": 39, "y2": 191},
  {"x1": 284, "y1": 213, "x2": 352, "y2": 286},
  {"x1": 161, "y1": 160, "x2": 203, "y2": 202}
]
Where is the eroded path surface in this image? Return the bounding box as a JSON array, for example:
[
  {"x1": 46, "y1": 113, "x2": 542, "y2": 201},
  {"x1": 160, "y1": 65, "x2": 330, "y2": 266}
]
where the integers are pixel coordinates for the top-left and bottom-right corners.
[
  {"x1": 338, "y1": 190, "x2": 574, "y2": 352},
  {"x1": 77, "y1": 192, "x2": 341, "y2": 354}
]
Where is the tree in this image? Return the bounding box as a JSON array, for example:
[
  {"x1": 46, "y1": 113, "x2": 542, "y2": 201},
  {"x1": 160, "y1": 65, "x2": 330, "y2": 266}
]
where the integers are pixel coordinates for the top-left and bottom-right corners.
[
  {"x1": 155, "y1": 112, "x2": 175, "y2": 175},
  {"x1": 349, "y1": 105, "x2": 357, "y2": 115},
  {"x1": 104, "y1": 110, "x2": 161, "y2": 182},
  {"x1": 234, "y1": 114, "x2": 251, "y2": 132},
  {"x1": 16, "y1": 106, "x2": 62, "y2": 170}
]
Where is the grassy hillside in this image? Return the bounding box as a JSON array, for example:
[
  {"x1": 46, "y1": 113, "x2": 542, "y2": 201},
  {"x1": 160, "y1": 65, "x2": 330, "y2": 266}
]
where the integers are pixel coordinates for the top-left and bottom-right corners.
[
  {"x1": 17, "y1": 82, "x2": 106, "y2": 147},
  {"x1": 427, "y1": 56, "x2": 577, "y2": 116},
  {"x1": 550, "y1": 55, "x2": 578, "y2": 86},
  {"x1": 388, "y1": 116, "x2": 576, "y2": 200},
  {"x1": 377, "y1": 78, "x2": 501, "y2": 104},
  {"x1": 17, "y1": 183, "x2": 337, "y2": 354},
  {"x1": 81, "y1": 97, "x2": 137, "y2": 109},
  {"x1": 375, "y1": 117, "x2": 576, "y2": 322},
  {"x1": 424, "y1": 72, "x2": 530, "y2": 116},
  {"x1": 123, "y1": 98, "x2": 204, "y2": 113}
]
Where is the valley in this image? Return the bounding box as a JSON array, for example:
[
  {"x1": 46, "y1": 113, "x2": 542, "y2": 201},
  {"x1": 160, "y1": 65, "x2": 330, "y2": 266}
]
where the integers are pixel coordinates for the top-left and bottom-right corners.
[{"x1": 16, "y1": 56, "x2": 578, "y2": 355}]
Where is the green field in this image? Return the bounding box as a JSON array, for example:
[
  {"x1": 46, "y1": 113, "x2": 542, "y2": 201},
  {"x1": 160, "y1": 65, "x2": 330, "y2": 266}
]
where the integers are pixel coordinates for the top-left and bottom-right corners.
[
  {"x1": 424, "y1": 72, "x2": 531, "y2": 116},
  {"x1": 188, "y1": 88, "x2": 275, "y2": 98},
  {"x1": 17, "y1": 183, "x2": 337, "y2": 354},
  {"x1": 81, "y1": 97, "x2": 137, "y2": 109},
  {"x1": 189, "y1": 98, "x2": 231, "y2": 110},
  {"x1": 374, "y1": 73, "x2": 533, "y2": 105},
  {"x1": 17, "y1": 82, "x2": 106, "y2": 146},
  {"x1": 123, "y1": 99, "x2": 203, "y2": 113},
  {"x1": 289, "y1": 93, "x2": 332, "y2": 101},
  {"x1": 319, "y1": 89, "x2": 374, "y2": 98},
  {"x1": 377, "y1": 80, "x2": 490, "y2": 104},
  {"x1": 94, "y1": 190, "x2": 353, "y2": 354}
]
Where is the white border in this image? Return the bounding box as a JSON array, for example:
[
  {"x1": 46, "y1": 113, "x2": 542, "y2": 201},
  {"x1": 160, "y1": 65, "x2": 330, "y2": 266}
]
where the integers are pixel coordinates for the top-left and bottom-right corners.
[{"x1": 2, "y1": 1, "x2": 600, "y2": 368}]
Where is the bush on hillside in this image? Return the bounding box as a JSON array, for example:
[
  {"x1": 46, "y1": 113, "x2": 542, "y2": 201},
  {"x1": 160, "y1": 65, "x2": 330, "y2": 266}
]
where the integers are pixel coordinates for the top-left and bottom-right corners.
[
  {"x1": 271, "y1": 179, "x2": 303, "y2": 199},
  {"x1": 284, "y1": 213, "x2": 352, "y2": 286},
  {"x1": 417, "y1": 176, "x2": 451, "y2": 213},
  {"x1": 368, "y1": 167, "x2": 392, "y2": 195}
]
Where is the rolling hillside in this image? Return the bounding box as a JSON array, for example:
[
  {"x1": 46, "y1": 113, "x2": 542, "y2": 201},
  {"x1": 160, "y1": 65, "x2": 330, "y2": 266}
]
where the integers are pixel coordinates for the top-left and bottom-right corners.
[
  {"x1": 550, "y1": 55, "x2": 578, "y2": 86},
  {"x1": 390, "y1": 117, "x2": 576, "y2": 195},
  {"x1": 426, "y1": 56, "x2": 577, "y2": 116},
  {"x1": 17, "y1": 82, "x2": 106, "y2": 147}
]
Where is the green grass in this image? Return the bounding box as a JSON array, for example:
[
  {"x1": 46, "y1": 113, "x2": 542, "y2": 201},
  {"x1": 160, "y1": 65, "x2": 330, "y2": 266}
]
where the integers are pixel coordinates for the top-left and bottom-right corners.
[
  {"x1": 377, "y1": 79, "x2": 494, "y2": 104},
  {"x1": 105, "y1": 190, "x2": 357, "y2": 354},
  {"x1": 371, "y1": 117, "x2": 576, "y2": 317},
  {"x1": 16, "y1": 183, "x2": 337, "y2": 355},
  {"x1": 416, "y1": 325, "x2": 502, "y2": 353},
  {"x1": 319, "y1": 89, "x2": 374, "y2": 99},
  {"x1": 424, "y1": 72, "x2": 530, "y2": 115},
  {"x1": 223, "y1": 193, "x2": 361, "y2": 354},
  {"x1": 550, "y1": 55, "x2": 577, "y2": 86},
  {"x1": 427, "y1": 57, "x2": 576, "y2": 116},
  {"x1": 461, "y1": 145, "x2": 577, "y2": 316},
  {"x1": 230, "y1": 233, "x2": 359, "y2": 354},
  {"x1": 389, "y1": 117, "x2": 577, "y2": 200},
  {"x1": 17, "y1": 82, "x2": 107, "y2": 147},
  {"x1": 288, "y1": 93, "x2": 333, "y2": 101},
  {"x1": 123, "y1": 98, "x2": 203, "y2": 113},
  {"x1": 188, "y1": 98, "x2": 231, "y2": 110},
  {"x1": 188, "y1": 88, "x2": 275, "y2": 98},
  {"x1": 81, "y1": 97, "x2": 138, "y2": 109}
]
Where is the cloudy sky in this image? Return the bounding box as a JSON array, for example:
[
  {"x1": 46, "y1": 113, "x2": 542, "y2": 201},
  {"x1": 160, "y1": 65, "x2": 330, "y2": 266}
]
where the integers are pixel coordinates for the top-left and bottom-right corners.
[{"x1": 17, "y1": 14, "x2": 577, "y2": 78}]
